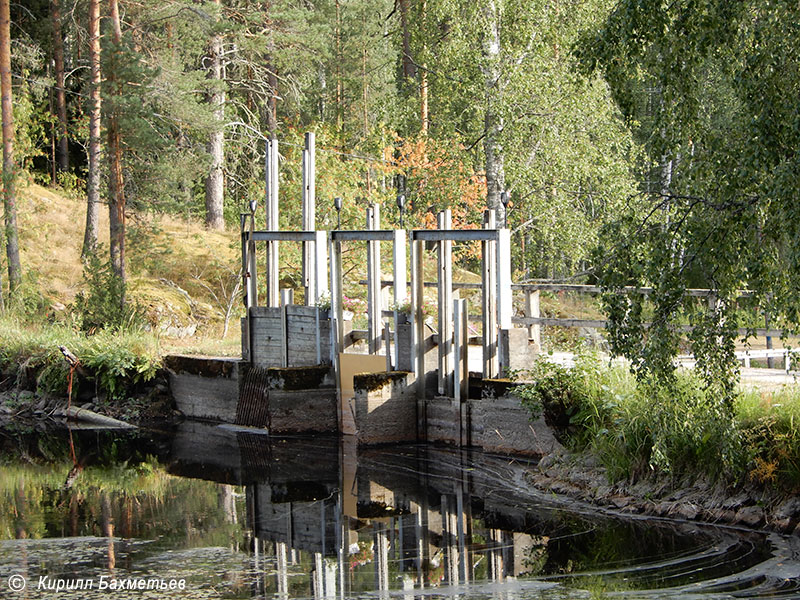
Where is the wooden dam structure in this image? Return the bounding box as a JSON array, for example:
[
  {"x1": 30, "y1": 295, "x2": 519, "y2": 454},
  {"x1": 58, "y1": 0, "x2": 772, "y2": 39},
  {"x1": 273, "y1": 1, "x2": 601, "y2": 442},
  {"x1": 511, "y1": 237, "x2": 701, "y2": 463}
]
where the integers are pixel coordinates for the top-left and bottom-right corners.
[{"x1": 167, "y1": 133, "x2": 549, "y2": 455}]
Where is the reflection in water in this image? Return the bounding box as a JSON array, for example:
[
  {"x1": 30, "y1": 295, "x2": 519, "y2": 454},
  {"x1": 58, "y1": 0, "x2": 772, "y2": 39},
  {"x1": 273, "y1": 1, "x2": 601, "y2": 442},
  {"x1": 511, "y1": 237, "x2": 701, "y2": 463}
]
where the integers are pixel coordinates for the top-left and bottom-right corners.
[
  {"x1": 1, "y1": 423, "x2": 800, "y2": 599},
  {"x1": 231, "y1": 434, "x2": 793, "y2": 598}
]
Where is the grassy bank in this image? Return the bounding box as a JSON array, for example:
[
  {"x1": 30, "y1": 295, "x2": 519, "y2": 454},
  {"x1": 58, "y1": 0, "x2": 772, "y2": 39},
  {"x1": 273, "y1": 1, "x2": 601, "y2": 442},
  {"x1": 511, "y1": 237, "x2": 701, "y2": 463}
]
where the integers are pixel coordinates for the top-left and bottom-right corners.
[
  {"x1": 516, "y1": 354, "x2": 800, "y2": 493},
  {"x1": 0, "y1": 316, "x2": 161, "y2": 405}
]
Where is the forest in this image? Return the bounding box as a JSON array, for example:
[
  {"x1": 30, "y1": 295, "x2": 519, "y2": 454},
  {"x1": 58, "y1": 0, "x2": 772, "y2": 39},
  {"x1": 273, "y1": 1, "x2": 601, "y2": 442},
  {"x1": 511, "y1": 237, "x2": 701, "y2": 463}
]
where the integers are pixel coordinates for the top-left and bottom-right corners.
[{"x1": 1, "y1": 0, "x2": 799, "y2": 395}]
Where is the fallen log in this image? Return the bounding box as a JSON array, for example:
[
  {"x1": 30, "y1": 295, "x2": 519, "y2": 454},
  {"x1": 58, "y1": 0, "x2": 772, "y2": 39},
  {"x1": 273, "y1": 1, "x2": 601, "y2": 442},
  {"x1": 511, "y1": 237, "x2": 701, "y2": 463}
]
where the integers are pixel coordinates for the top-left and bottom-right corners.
[{"x1": 65, "y1": 406, "x2": 136, "y2": 429}]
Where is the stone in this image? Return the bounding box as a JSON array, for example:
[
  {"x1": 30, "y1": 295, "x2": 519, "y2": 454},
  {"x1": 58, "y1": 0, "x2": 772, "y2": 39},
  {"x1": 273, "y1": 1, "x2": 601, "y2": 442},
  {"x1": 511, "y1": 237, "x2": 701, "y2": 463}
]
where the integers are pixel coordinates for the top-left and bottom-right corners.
[
  {"x1": 610, "y1": 495, "x2": 631, "y2": 509},
  {"x1": 674, "y1": 503, "x2": 700, "y2": 520},
  {"x1": 734, "y1": 505, "x2": 765, "y2": 528},
  {"x1": 775, "y1": 497, "x2": 800, "y2": 520}
]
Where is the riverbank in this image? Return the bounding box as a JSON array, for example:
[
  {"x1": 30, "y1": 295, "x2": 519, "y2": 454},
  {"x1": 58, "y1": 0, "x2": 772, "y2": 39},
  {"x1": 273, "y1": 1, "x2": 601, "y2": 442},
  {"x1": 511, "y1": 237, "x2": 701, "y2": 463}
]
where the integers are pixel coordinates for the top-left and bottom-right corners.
[
  {"x1": 514, "y1": 354, "x2": 800, "y2": 536},
  {"x1": 527, "y1": 448, "x2": 800, "y2": 536}
]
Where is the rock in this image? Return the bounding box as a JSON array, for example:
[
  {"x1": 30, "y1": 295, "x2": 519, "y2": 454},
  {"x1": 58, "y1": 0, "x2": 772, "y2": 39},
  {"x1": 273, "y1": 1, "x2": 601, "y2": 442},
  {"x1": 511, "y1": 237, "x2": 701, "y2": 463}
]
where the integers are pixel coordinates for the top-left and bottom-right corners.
[
  {"x1": 674, "y1": 503, "x2": 700, "y2": 520},
  {"x1": 654, "y1": 502, "x2": 673, "y2": 516},
  {"x1": 734, "y1": 506, "x2": 765, "y2": 528},
  {"x1": 722, "y1": 492, "x2": 753, "y2": 511},
  {"x1": 772, "y1": 517, "x2": 795, "y2": 534},
  {"x1": 18, "y1": 390, "x2": 35, "y2": 401},
  {"x1": 775, "y1": 497, "x2": 800, "y2": 521},
  {"x1": 537, "y1": 454, "x2": 558, "y2": 471},
  {"x1": 610, "y1": 495, "x2": 631, "y2": 509}
]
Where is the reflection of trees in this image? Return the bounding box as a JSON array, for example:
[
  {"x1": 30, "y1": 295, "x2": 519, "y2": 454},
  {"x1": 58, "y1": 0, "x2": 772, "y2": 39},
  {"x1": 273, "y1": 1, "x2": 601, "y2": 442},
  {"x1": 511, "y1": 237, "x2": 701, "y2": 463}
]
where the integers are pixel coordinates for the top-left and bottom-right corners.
[{"x1": 0, "y1": 460, "x2": 246, "y2": 554}]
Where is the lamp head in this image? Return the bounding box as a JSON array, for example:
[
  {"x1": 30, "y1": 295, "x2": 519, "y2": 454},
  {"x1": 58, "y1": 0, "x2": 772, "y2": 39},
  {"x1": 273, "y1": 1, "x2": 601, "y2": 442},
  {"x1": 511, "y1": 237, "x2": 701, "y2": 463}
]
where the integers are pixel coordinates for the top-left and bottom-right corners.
[{"x1": 334, "y1": 197, "x2": 343, "y2": 212}]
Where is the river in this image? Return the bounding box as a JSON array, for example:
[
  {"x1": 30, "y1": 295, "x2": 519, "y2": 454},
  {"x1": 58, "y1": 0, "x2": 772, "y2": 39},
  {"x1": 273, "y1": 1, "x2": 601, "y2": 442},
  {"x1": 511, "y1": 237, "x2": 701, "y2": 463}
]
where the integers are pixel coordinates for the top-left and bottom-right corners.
[{"x1": 1, "y1": 422, "x2": 799, "y2": 599}]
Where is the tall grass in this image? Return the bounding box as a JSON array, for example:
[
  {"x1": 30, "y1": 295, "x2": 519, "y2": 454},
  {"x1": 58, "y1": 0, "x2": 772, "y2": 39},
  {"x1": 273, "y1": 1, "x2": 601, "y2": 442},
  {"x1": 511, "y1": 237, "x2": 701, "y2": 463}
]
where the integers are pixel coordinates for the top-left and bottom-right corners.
[
  {"x1": 0, "y1": 315, "x2": 160, "y2": 400},
  {"x1": 517, "y1": 354, "x2": 800, "y2": 491}
]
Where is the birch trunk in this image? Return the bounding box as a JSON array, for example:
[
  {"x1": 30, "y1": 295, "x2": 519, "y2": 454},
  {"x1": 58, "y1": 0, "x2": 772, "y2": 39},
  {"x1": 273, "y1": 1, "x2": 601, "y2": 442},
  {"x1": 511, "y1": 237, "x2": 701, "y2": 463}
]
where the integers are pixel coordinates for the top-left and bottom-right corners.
[
  {"x1": 481, "y1": 0, "x2": 506, "y2": 226},
  {"x1": 82, "y1": 0, "x2": 101, "y2": 259},
  {"x1": 107, "y1": 0, "x2": 126, "y2": 300}
]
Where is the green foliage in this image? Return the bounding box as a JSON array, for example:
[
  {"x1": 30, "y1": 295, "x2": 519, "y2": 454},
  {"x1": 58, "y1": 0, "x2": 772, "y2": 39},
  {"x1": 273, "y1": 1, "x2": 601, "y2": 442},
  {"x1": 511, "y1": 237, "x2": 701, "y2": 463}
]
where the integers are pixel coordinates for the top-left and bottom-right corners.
[
  {"x1": 72, "y1": 251, "x2": 143, "y2": 333},
  {"x1": 579, "y1": 0, "x2": 800, "y2": 399},
  {"x1": 0, "y1": 316, "x2": 160, "y2": 401},
  {"x1": 737, "y1": 389, "x2": 800, "y2": 492},
  {"x1": 517, "y1": 356, "x2": 750, "y2": 483}
]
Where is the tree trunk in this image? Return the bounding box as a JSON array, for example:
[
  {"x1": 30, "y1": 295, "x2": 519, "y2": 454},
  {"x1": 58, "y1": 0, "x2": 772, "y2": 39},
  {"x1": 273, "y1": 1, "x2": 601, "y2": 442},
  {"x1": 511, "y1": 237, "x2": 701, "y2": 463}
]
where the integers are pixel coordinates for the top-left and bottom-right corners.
[
  {"x1": 481, "y1": 0, "x2": 506, "y2": 226},
  {"x1": 419, "y1": 0, "x2": 428, "y2": 135},
  {"x1": 335, "y1": 0, "x2": 342, "y2": 132},
  {"x1": 204, "y1": 0, "x2": 225, "y2": 230},
  {"x1": 398, "y1": 0, "x2": 415, "y2": 80},
  {"x1": 82, "y1": 0, "x2": 101, "y2": 259},
  {"x1": 107, "y1": 0, "x2": 126, "y2": 301},
  {"x1": 51, "y1": 0, "x2": 69, "y2": 174},
  {"x1": 0, "y1": 0, "x2": 20, "y2": 301}
]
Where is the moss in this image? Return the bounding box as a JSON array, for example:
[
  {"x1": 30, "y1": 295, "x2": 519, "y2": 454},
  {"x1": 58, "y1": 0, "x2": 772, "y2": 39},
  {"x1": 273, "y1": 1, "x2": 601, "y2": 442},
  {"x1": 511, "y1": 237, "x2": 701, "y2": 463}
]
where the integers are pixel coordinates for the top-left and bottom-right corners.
[
  {"x1": 353, "y1": 371, "x2": 410, "y2": 393},
  {"x1": 267, "y1": 366, "x2": 331, "y2": 390},
  {"x1": 163, "y1": 355, "x2": 238, "y2": 378}
]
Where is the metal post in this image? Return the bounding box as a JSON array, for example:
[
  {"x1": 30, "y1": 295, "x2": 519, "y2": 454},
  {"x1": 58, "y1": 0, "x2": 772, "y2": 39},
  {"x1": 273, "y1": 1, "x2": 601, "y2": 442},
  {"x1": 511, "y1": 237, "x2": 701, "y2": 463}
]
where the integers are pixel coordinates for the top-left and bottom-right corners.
[
  {"x1": 482, "y1": 210, "x2": 498, "y2": 379},
  {"x1": 302, "y1": 132, "x2": 316, "y2": 304},
  {"x1": 453, "y1": 299, "x2": 468, "y2": 404},
  {"x1": 525, "y1": 288, "x2": 541, "y2": 348},
  {"x1": 266, "y1": 138, "x2": 280, "y2": 307},
  {"x1": 393, "y1": 229, "x2": 407, "y2": 371},
  {"x1": 366, "y1": 205, "x2": 382, "y2": 355},
  {"x1": 497, "y1": 227, "x2": 512, "y2": 376},
  {"x1": 412, "y1": 238, "x2": 425, "y2": 398},
  {"x1": 438, "y1": 210, "x2": 454, "y2": 396}
]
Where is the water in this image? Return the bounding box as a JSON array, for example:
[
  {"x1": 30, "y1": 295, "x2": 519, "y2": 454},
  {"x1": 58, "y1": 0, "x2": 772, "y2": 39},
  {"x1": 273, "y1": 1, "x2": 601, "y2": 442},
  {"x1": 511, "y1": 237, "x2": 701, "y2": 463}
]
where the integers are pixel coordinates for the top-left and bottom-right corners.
[{"x1": 1, "y1": 421, "x2": 799, "y2": 599}]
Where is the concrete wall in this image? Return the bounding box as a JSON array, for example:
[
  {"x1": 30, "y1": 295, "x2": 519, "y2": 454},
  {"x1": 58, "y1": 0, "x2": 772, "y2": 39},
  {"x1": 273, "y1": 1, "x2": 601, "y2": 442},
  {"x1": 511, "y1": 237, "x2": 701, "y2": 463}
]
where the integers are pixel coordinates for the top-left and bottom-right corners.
[
  {"x1": 353, "y1": 371, "x2": 418, "y2": 444},
  {"x1": 423, "y1": 381, "x2": 561, "y2": 456},
  {"x1": 165, "y1": 355, "x2": 241, "y2": 422},
  {"x1": 468, "y1": 395, "x2": 560, "y2": 456},
  {"x1": 166, "y1": 356, "x2": 558, "y2": 457},
  {"x1": 425, "y1": 396, "x2": 463, "y2": 446}
]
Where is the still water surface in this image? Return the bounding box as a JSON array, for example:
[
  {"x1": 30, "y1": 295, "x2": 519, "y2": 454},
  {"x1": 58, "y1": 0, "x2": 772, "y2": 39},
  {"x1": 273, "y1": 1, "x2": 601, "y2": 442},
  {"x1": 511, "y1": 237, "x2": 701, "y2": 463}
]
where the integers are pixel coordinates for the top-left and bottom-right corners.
[{"x1": 1, "y1": 421, "x2": 799, "y2": 599}]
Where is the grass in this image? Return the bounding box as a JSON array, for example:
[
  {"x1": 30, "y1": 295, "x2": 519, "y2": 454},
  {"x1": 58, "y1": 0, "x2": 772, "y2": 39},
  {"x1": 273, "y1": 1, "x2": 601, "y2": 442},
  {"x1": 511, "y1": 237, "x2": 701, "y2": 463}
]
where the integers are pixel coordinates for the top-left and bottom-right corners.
[
  {"x1": 517, "y1": 353, "x2": 800, "y2": 492},
  {"x1": 0, "y1": 315, "x2": 161, "y2": 401},
  {"x1": 15, "y1": 182, "x2": 243, "y2": 353}
]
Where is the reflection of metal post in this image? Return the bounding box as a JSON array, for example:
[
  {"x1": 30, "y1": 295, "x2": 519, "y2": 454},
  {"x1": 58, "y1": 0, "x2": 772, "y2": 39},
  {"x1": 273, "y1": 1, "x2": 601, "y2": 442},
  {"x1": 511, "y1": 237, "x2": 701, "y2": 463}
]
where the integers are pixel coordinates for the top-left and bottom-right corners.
[
  {"x1": 488, "y1": 529, "x2": 504, "y2": 582},
  {"x1": 374, "y1": 523, "x2": 389, "y2": 591},
  {"x1": 313, "y1": 553, "x2": 324, "y2": 599},
  {"x1": 276, "y1": 541, "x2": 289, "y2": 596},
  {"x1": 335, "y1": 492, "x2": 344, "y2": 597},
  {"x1": 455, "y1": 486, "x2": 468, "y2": 584}
]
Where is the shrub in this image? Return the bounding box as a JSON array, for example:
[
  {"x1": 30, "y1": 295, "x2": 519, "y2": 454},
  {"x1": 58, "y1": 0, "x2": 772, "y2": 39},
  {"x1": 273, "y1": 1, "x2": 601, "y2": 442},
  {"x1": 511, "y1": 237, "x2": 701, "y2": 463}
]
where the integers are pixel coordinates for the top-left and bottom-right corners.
[
  {"x1": 72, "y1": 251, "x2": 144, "y2": 333},
  {"x1": 0, "y1": 316, "x2": 160, "y2": 402},
  {"x1": 516, "y1": 354, "x2": 746, "y2": 483}
]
